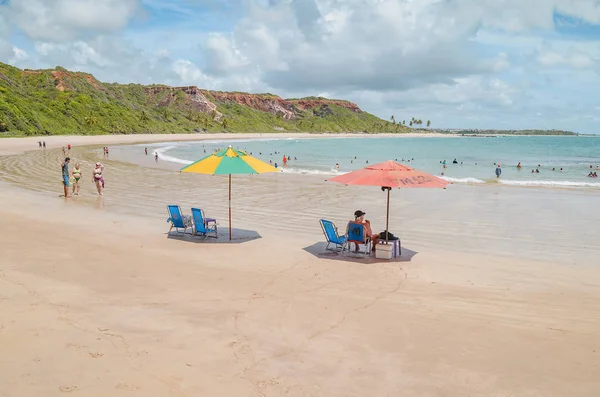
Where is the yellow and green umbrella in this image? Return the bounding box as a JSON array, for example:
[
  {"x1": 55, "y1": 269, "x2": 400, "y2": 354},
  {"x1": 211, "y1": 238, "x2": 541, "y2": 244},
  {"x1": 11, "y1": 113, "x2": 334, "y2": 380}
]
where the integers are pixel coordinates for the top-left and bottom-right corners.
[{"x1": 180, "y1": 145, "x2": 279, "y2": 240}]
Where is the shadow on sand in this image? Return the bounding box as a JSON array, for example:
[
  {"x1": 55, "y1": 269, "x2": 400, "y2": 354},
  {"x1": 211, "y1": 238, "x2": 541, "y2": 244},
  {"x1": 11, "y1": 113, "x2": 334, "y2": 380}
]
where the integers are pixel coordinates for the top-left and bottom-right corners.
[
  {"x1": 166, "y1": 228, "x2": 262, "y2": 244},
  {"x1": 303, "y1": 242, "x2": 418, "y2": 264}
]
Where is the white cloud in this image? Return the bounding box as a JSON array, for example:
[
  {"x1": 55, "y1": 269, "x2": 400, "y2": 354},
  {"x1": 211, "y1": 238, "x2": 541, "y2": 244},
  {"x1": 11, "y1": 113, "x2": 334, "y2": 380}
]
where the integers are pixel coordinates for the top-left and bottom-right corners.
[
  {"x1": 0, "y1": 12, "x2": 12, "y2": 60},
  {"x1": 172, "y1": 59, "x2": 215, "y2": 88},
  {"x1": 538, "y1": 50, "x2": 595, "y2": 68},
  {"x1": 6, "y1": 0, "x2": 140, "y2": 41},
  {"x1": 537, "y1": 46, "x2": 597, "y2": 69},
  {"x1": 9, "y1": 47, "x2": 29, "y2": 63},
  {"x1": 203, "y1": 33, "x2": 248, "y2": 75}
]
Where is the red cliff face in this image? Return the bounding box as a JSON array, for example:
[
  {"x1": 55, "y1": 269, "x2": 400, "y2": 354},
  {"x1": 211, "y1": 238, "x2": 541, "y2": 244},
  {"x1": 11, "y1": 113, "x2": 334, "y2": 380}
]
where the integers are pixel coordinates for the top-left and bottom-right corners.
[
  {"x1": 202, "y1": 92, "x2": 363, "y2": 118},
  {"x1": 203, "y1": 91, "x2": 296, "y2": 120},
  {"x1": 51, "y1": 70, "x2": 103, "y2": 91},
  {"x1": 144, "y1": 86, "x2": 221, "y2": 118},
  {"x1": 287, "y1": 99, "x2": 362, "y2": 113},
  {"x1": 35, "y1": 69, "x2": 363, "y2": 119}
]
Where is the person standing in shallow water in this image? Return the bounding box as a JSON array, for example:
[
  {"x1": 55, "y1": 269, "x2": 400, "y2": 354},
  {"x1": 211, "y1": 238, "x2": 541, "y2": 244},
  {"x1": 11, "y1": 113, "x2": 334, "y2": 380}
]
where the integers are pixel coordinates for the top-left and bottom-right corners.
[
  {"x1": 495, "y1": 164, "x2": 502, "y2": 178},
  {"x1": 92, "y1": 163, "x2": 104, "y2": 195},
  {"x1": 71, "y1": 163, "x2": 82, "y2": 196},
  {"x1": 61, "y1": 157, "x2": 71, "y2": 198}
]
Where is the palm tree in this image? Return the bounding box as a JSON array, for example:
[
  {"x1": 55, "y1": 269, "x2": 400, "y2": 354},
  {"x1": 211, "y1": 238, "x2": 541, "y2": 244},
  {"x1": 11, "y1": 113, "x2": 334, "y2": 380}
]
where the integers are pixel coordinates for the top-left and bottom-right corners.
[
  {"x1": 390, "y1": 115, "x2": 396, "y2": 124},
  {"x1": 427, "y1": 120, "x2": 431, "y2": 127},
  {"x1": 85, "y1": 114, "x2": 98, "y2": 126},
  {"x1": 222, "y1": 118, "x2": 228, "y2": 130},
  {"x1": 210, "y1": 110, "x2": 217, "y2": 120},
  {"x1": 140, "y1": 111, "x2": 149, "y2": 123},
  {"x1": 402, "y1": 120, "x2": 406, "y2": 125},
  {"x1": 159, "y1": 107, "x2": 170, "y2": 121},
  {"x1": 409, "y1": 120, "x2": 413, "y2": 127}
]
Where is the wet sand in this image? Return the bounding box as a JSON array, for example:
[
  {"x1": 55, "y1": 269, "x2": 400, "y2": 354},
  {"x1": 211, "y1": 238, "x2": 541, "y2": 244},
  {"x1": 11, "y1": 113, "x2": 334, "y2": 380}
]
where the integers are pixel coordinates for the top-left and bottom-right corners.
[{"x1": 0, "y1": 137, "x2": 599, "y2": 396}]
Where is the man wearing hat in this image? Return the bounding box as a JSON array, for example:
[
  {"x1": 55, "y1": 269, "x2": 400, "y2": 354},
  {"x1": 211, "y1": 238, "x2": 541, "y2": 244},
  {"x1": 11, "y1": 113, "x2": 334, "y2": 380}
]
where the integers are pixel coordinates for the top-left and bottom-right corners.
[{"x1": 351, "y1": 210, "x2": 379, "y2": 252}]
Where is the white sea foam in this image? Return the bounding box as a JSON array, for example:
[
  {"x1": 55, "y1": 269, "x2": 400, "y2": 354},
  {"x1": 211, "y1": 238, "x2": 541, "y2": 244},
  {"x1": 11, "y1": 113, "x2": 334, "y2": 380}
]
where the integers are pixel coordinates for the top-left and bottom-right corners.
[
  {"x1": 498, "y1": 179, "x2": 600, "y2": 188},
  {"x1": 280, "y1": 167, "x2": 343, "y2": 176},
  {"x1": 153, "y1": 146, "x2": 192, "y2": 165},
  {"x1": 441, "y1": 176, "x2": 486, "y2": 184}
]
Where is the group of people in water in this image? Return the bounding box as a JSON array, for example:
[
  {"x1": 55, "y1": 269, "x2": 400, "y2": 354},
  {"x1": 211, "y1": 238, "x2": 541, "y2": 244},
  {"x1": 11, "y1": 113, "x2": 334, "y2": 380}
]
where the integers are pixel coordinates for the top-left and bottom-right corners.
[
  {"x1": 144, "y1": 147, "x2": 160, "y2": 162},
  {"x1": 262, "y1": 152, "x2": 296, "y2": 168},
  {"x1": 437, "y1": 159, "x2": 599, "y2": 178},
  {"x1": 60, "y1": 157, "x2": 105, "y2": 198}
]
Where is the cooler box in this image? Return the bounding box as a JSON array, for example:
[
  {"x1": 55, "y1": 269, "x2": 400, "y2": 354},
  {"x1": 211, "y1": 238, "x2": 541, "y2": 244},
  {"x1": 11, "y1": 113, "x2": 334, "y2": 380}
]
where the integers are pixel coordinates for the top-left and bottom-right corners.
[
  {"x1": 376, "y1": 239, "x2": 401, "y2": 259},
  {"x1": 375, "y1": 243, "x2": 393, "y2": 260}
]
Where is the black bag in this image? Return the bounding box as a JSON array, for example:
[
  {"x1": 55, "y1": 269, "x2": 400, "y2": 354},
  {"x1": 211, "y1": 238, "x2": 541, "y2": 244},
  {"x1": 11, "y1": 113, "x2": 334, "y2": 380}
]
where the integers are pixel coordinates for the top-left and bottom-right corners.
[{"x1": 379, "y1": 230, "x2": 399, "y2": 240}]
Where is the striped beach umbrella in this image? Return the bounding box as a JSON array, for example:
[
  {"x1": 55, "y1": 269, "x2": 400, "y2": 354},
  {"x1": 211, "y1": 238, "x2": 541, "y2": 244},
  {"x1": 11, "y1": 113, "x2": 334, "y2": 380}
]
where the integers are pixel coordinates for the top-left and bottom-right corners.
[{"x1": 180, "y1": 145, "x2": 279, "y2": 240}]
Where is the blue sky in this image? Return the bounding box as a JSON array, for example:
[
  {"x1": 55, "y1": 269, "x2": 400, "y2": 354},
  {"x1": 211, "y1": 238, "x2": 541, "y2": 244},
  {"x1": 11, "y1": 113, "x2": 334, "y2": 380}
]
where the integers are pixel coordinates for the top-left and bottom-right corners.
[{"x1": 1, "y1": 0, "x2": 600, "y2": 133}]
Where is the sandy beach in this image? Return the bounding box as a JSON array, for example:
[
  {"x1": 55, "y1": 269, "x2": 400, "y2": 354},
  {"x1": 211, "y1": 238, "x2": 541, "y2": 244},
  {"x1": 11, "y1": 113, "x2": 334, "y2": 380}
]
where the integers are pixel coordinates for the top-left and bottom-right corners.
[
  {"x1": 1, "y1": 134, "x2": 599, "y2": 397},
  {"x1": 0, "y1": 132, "x2": 455, "y2": 156}
]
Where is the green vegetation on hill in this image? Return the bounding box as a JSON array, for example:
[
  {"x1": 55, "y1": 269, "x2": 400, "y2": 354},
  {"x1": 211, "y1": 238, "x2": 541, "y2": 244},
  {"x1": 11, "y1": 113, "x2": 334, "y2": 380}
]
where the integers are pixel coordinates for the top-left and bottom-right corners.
[{"x1": 0, "y1": 62, "x2": 404, "y2": 137}]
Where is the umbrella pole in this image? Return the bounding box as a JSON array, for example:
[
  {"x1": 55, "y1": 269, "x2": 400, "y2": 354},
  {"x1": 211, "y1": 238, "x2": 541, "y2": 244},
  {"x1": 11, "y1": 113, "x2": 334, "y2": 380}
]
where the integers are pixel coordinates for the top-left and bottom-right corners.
[
  {"x1": 229, "y1": 174, "x2": 232, "y2": 241},
  {"x1": 385, "y1": 188, "x2": 390, "y2": 244}
]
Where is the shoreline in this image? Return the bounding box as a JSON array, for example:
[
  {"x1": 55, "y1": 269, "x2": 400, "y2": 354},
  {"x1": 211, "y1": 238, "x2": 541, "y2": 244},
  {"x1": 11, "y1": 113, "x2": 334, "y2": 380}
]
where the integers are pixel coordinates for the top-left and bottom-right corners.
[{"x1": 0, "y1": 132, "x2": 456, "y2": 156}]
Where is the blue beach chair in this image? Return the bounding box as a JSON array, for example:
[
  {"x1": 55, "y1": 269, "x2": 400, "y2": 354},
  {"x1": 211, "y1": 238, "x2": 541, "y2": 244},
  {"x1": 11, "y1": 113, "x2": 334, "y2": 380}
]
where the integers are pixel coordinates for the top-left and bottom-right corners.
[
  {"x1": 320, "y1": 219, "x2": 346, "y2": 251},
  {"x1": 191, "y1": 208, "x2": 218, "y2": 238},
  {"x1": 167, "y1": 205, "x2": 193, "y2": 234},
  {"x1": 342, "y1": 222, "x2": 372, "y2": 255}
]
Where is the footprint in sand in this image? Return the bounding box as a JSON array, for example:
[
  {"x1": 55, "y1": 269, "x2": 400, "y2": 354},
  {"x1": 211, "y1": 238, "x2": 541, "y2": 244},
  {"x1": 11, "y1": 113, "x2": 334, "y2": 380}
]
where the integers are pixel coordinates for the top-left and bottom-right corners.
[
  {"x1": 58, "y1": 385, "x2": 78, "y2": 393},
  {"x1": 115, "y1": 383, "x2": 140, "y2": 391},
  {"x1": 88, "y1": 352, "x2": 104, "y2": 358}
]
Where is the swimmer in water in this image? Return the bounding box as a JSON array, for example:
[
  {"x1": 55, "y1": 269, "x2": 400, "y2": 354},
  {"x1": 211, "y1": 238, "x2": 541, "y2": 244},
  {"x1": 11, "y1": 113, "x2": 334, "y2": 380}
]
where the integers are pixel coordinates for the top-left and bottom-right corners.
[{"x1": 517, "y1": 162, "x2": 522, "y2": 170}]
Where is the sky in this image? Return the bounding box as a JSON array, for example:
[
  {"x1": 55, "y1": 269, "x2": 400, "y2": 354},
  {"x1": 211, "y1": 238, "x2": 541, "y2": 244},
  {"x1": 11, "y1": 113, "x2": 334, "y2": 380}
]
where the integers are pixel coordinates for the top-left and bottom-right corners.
[{"x1": 1, "y1": 0, "x2": 600, "y2": 133}]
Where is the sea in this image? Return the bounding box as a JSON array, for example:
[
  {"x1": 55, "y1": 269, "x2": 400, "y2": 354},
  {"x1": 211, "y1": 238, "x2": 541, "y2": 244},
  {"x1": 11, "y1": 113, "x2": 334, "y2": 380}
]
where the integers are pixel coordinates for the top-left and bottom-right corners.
[{"x1": 137, "y1": 135, "x2": 600, "y2": 189}]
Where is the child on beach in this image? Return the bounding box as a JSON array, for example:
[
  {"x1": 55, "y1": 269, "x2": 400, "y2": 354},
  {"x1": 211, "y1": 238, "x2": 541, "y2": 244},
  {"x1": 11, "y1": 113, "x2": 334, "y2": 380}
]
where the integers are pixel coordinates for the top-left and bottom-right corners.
[{"x1": 71, "y1": 163, "x2": 82, "y2": 195}]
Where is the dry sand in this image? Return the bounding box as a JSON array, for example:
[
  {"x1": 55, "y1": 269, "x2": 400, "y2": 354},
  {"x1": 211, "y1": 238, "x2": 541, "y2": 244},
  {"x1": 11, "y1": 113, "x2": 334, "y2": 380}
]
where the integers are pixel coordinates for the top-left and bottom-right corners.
[{"x1": 0, "y1": 135, "x2": 599, "y2": 397}]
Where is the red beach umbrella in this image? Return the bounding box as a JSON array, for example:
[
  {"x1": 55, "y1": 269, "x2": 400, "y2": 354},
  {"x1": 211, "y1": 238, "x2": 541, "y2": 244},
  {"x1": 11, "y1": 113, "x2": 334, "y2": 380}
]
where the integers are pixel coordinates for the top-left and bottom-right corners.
[{"x1": 328, "y1": 161, "x2": 448, "y2": 242}]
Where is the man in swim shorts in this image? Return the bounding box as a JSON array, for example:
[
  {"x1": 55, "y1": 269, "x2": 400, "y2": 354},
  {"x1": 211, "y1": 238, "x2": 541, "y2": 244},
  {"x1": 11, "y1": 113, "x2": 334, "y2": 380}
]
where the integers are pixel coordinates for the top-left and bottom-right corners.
[{"x1": 61, "y1": 157, "x2": 70, "y2": 198}]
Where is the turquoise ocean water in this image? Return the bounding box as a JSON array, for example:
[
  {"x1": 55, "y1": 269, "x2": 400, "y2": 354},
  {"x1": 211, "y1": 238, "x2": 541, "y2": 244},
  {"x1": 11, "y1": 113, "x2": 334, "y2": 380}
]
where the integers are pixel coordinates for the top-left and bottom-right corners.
[{"x1": 141, "y1": 136, "x2": 600, "y2": 189}]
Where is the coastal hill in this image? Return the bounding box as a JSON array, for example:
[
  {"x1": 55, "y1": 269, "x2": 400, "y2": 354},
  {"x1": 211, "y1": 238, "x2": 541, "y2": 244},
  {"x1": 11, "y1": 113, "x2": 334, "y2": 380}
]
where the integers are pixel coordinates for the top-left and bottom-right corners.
[{"x1": 0, "y1": 62, "x2": 402, "y2": 136}]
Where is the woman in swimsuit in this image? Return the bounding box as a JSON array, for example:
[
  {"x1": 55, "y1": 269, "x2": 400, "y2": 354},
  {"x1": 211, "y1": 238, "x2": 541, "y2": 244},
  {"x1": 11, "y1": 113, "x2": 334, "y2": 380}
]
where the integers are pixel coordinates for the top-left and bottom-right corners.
[
  {"x1": 71, "y1": 163, "x2": 82, "y2": 196},
  {"x1": 93, "y1": 163, "x2": 104, "y2": 195}
]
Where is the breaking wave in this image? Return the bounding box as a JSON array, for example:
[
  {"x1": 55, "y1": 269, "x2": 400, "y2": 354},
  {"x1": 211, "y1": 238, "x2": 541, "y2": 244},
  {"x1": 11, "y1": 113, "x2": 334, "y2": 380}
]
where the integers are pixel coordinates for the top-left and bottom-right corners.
[{"x1": 498, "y1": 179, "x2": 600, "y2": 188}]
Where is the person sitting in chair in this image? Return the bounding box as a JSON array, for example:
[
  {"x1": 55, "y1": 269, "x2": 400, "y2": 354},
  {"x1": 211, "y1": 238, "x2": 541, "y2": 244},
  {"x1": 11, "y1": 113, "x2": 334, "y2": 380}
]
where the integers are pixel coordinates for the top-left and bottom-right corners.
[{"x1": 351, "y1": 210, "x2": 379, "y2": 252}]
